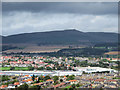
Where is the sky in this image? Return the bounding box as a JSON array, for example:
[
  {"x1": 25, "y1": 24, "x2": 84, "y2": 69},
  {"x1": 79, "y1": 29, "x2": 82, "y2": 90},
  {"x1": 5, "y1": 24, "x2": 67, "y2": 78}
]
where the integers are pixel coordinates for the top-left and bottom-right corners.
[{"x1": 2, "y1": 2, "x2": 118, "y2": 36}]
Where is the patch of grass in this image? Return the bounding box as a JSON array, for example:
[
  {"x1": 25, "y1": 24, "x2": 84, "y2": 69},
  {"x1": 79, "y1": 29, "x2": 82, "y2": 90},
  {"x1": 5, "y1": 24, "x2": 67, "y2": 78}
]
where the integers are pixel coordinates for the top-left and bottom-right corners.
[
  {"x1": 113, "y1": 77, "x2": 120, "y2": 79},
  {"x1": 0, "y1": 67, "x2": 29, "y2": 71},
  {"x1": 0, "y1": 67, "x2": 10, "y2": 70},
  {"x1": 15, "y1": 67, "x2": 29, "y2": 70},
  {"x1": 65, "y1": 85, "x2": 71, "y2": 88}
]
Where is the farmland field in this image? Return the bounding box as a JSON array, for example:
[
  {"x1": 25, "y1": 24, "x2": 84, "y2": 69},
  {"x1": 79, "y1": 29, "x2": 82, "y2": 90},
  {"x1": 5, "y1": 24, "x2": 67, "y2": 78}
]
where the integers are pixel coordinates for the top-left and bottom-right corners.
[
  {"x1": 104, "y1": 51, "x2": 120, "y2": 55},
  {"x1": 3, "y1": 44, "x2": 84, "y2": 54}
]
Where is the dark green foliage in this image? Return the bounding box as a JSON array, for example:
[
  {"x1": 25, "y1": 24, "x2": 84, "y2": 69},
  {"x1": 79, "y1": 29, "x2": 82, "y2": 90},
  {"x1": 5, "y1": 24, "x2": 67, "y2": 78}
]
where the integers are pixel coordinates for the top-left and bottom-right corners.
[
  {"x1": 71, "y1": 84, "x2": 76, "y2": 88},
  {"x1": 44, "y1": 75, "x2": 51, "y2": 81},
  {"x1": 57, "y1": 47, "x2": 108, "y2": 56},
  {"x1": 60, "y1": 79, "x2": 63, "y2": 82},
  {"x1": 37, "y1": 67, "x2": 44, "y2": 70},
  {"x1": 2, "y1": 45, "x2": 18, "y2": 51},
  {"x1": 32, "y1": 74, "x2": 35, "y2": 81},
  {"x1": 76, "y1": 83, "x2": 80, "y2": 87},
  {"x1": 67, "y1": 75, "x2": 75, "y2": 80},
  {"x1": 17, "y1": 83, "x2": 29, "y2": 90},
  {"x1": 1, "y1": 75, "x2": 10, "y2": 81},
  {"x1": 53, "y1": 76, "x2": 59, "y2": 82},
  {"x1": 28, "y1": 66, "x2": 34, "y2": 70},
  {"x1": 10, "y1": 67, "x2": 15, "y2": 70}
]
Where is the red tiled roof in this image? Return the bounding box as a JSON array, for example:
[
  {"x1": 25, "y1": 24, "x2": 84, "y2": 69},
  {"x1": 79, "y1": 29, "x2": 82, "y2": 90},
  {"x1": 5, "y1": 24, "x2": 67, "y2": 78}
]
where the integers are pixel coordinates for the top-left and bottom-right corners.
[
  {"x1": 26, "y1": 79, "x2": 33, "y2": 81},
  {"x1": 107, "y1": 80, "x2": 117, "y2": 82},
  {"x1": 0, "y1": 85, "x2": 7, "y2": 89},
  {"x1": 25, "y1": 75, "x2": 29, "y2": 77},
  {"x1": 33, "y1": 82, "x2": 43, "y2": 86},
  {"x1": 46, "y1": 79, "x2": 54, "y2": 82},
  {"x1": 53, "y1": 83, "x2": 65, "y2": 88},
  {"x1": 14, "y1": 82, "x2": 20, "y2": 85},
  {"x1": 94, "y1": 79, "x2": 105, "y2": 82},
  {"x1": 69, "y1": 80, "x2": 77, "y2": 82},
  {"x1": 88, "y1": 79, "x2": 94, "y2": 81}
]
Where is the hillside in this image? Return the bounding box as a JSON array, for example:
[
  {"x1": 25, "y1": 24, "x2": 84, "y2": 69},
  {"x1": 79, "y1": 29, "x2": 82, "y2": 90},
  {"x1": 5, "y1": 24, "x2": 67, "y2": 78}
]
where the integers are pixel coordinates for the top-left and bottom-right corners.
[{"x1": 2, "y1": 29, "x2": 119, "y2": 46}]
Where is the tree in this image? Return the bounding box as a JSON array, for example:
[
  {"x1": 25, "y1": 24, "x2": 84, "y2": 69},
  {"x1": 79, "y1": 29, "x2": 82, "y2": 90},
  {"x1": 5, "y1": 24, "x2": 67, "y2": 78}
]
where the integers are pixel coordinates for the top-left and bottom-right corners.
[
  {"x1": 31, "y1": 85, "x2": 41, "y2": 90},
  {"x1": 28, "y1": 66, "x2": 34, "y2": 70},
  {"x1": 76, "y1": 83, "x2": 80, "y2": 87},
  {"x1": 71, "y1": 84, "x2": 76, "y2": 88},
  {"x1": 68, "y1": 67, "x2": 72, "y2": 70},
  {"x1": 44, "y1": 75, "x2": 51, "y2": 81},
  {"x1": 53, "y1": 76, "x2": 59, "y2": 82},
  {"x1": 30, "y1": 85, "x2": 38, "y2": 89},
  {"x1": 37, "y1": 76, "x2": 44, "y2": 83},
  {"x1": 53, "y1": 81, "x2": 59, "y2": 85},
  {"x1": 2, "y1": 75, "x2": 10, "y2": 81},
  {"x1": 53, "y1": 67, "x2": 55, "y2": 70},
  {"x1": 60, "y1": 79, "x2": 63, "y2": 82},
  {"x1": 10, "y1": 67, "x2": 15, "y2": 70},
  {"x1": 8, "y1": 59, "x2": 11, "y2": 62},
  {"x1": 67, "y1": 75, "x2": 75, "y2": 80},
  {"x1": 18, "y1": 83, "x2": 28, "y2": 90},
  {"x1": 39, "y1": 75, "x2": 44, "y2": 80},
  {"x1": 66, "y1": 75, "x2": 69, "y2": 77},
  {"x1": 38, "y1": 67, "x2": 44, "y2": 70},
  {"x1": 57, "y1": 66, "x2": 61, "y2": 70},
  {"x1": 73, "y1": 64, "x2": 76, "y2": 67},
  {"x1": 32, "y1": 62, "x2": 35, "y2": 64},
  {"x1": 46, "y1": 67, "x2": 52, "y2": 70},
  {"x1": 32, "y1": 74, "x2": 35, "y2": 81}
]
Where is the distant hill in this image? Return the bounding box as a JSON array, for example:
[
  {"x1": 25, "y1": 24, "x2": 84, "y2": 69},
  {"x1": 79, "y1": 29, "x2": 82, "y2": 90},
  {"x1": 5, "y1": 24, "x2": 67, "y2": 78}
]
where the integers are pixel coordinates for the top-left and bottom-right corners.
[{"x1": 2, "y1": 29, "x2": 119, "y2": 46}]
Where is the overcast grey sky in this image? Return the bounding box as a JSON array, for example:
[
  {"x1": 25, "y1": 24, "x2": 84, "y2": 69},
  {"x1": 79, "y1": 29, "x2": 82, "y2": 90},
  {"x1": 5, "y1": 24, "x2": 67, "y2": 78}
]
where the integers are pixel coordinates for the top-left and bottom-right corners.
[{"x1": 2, "y1": 2, "x2": 118, "y2": 36}]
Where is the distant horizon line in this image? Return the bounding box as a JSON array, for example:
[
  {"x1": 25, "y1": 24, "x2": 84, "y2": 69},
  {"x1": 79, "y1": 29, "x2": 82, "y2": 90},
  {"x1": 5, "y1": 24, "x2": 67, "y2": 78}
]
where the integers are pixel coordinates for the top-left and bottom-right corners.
[{"x1": 2, "y1": 29, "x2": 119, "y2": 37}]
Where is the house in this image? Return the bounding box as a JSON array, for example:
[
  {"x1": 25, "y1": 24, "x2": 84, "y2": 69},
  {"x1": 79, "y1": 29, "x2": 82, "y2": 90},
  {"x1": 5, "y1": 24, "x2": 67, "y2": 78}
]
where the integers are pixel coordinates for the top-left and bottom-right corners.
[
  {"x1": 4, "y1": 65, "x2": 10, "y2": 67},
  {"x1": 65, "y1": 81, "x2": 70, "y2": 84},
  {"x1": 107, "y1": 83, "x2": 117, "y2": 88},
  {"x1": 0, "y1": 85, "x2": 8, "y2": 89},
  {"x1": 59, "y1": 76, "x2": 66, "y2": 81},
  {"x1": 92, "y1": 82, "x2": 101, "y2": 87},
  {"x1": 53, "y1": 83, "x2": 65, "y2": 88},
  {"x1": 20, "y1": 81, "x2": 26, "y2": 85},
  {"x1": 69, "y1": 80, "x2": 78, "y2": 84},
  {"x1": 33, "y1": 82, "x2": 44, "y2": 86},
  {"x1": 8, "y1": 84, "x2": 15, "y2": 88},
  {"x1": 25, "y1": 75, "x2": 30, "y2": 77},
  {"x1": 14, "y1": 82, "x2": 20, "y2": 87},
  {"x1": 46, "y1": 79, "x2": 54, "y2": 84},
  {"x1": 25, "y1": 79, "x2": 33, "y2": 84},
  {"x1": 94, "y1": 79, "x2": 105, "y2": 84},
  {"x1": 106, "y1": 80, "x2": 117, "y2": 84},
  {"x1": 95, "y1": 84, "x2": 104, "y2": 88}
]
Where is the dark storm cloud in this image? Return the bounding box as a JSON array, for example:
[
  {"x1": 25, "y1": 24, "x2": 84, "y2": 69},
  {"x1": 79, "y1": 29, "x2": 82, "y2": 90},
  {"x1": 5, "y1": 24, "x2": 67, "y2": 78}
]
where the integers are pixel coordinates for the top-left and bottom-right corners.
[
  {"x1": 2, "y1": 2, "x2": 118, "y2": 36},
  {"x1": 2, "y1": 2, "x2": 118, "y2": 15}
]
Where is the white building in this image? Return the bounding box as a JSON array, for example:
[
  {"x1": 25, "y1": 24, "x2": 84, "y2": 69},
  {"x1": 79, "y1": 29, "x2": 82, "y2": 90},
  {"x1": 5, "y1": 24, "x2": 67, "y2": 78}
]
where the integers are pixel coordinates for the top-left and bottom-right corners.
[
  {"x1": 75, "y1": 66, "x2": 117, "y2": 73},
  {"x1": 53, "y1": 71, "x2": 82, "y2": 76}
]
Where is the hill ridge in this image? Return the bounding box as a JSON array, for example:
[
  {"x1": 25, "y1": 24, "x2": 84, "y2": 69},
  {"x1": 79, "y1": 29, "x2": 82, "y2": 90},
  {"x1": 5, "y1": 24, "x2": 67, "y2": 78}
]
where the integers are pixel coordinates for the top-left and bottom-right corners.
[{"x1": 2, "y1": 29, "x2": 119, "y2": 46}]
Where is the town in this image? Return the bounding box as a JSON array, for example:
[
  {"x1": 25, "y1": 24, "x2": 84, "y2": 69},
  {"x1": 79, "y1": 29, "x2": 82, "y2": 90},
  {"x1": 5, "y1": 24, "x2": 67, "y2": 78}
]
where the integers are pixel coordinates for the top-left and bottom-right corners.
[
  {"x1": 1, "y1": 1, "x2": 119, "y2": 90},
  {"x1": 0, "y1": 55, "x2": 119, "y2": 89}
]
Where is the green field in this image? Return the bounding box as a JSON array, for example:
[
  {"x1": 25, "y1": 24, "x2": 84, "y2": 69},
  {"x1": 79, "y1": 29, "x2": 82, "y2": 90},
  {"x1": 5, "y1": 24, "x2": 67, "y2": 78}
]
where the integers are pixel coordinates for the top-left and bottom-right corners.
[
  {"x1": 15, "y1": 67, "x2": 29, "y2": 70},
  {"x1": 0, "y1": 67, "x2": 29, "y2": 71},
  {"x1": 0, "y1": 67, "x2": 10, "y2": 70}
]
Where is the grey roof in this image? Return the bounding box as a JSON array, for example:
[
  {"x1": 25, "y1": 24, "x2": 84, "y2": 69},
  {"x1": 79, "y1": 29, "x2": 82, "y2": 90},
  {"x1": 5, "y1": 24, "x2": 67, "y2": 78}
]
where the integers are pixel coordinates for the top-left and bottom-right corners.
[{"x1": 96, "y1": 84, "x2": 104, "y2": 88}]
